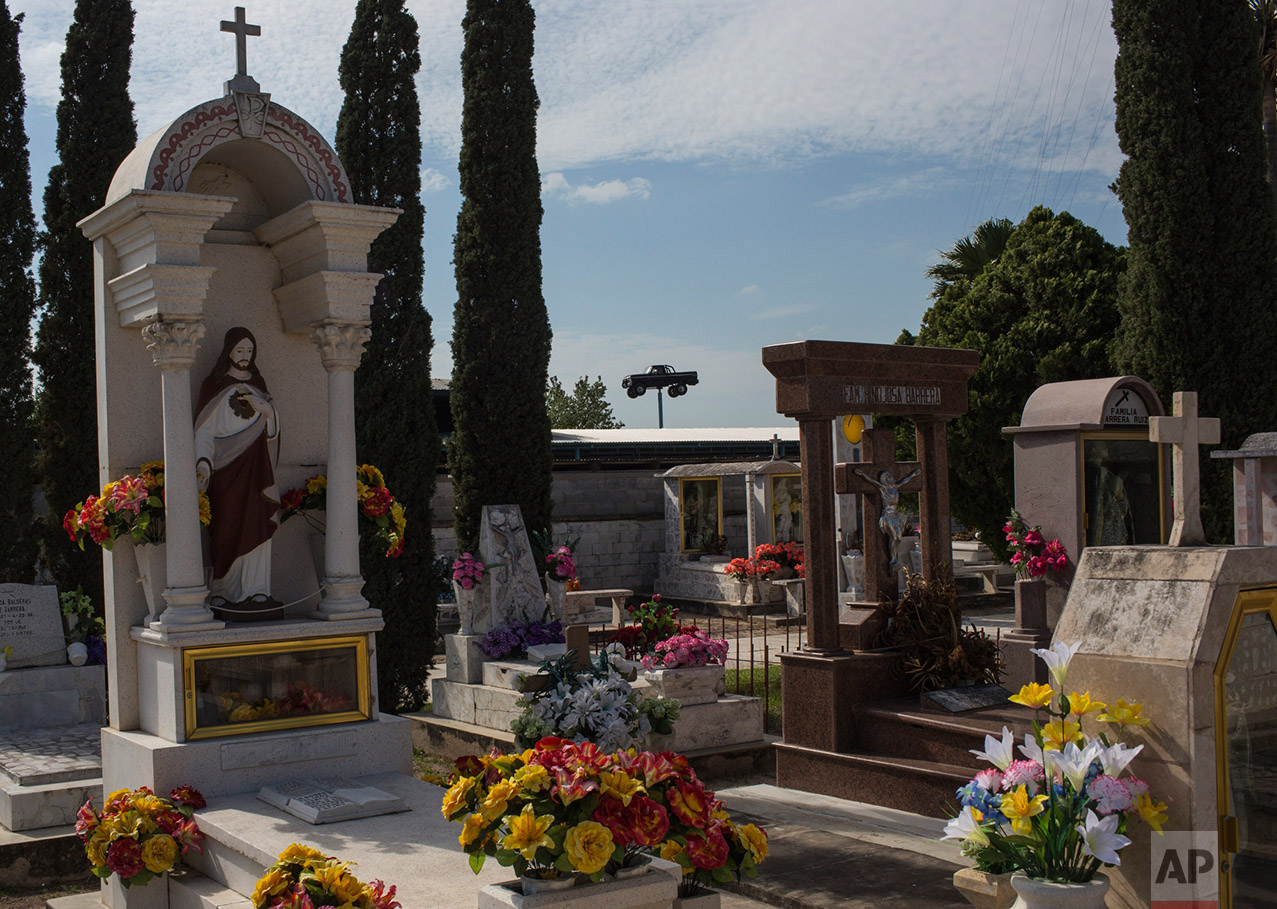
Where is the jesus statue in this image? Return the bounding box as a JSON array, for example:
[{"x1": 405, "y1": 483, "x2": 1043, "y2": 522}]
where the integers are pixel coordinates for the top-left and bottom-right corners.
[{"x1": 194, "y1": 327, "x2": 281, "y2": 615}]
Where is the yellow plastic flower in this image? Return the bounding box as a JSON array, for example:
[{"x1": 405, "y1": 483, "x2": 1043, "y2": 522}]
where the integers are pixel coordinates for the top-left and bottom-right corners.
[
  {"x1": 1067, "y1": 691, "x2": 1106, "y2": 717},
  {"x1": 278, "y1": 843, "x2": 329, "y2": 864},
  {"x1": 1009, "y1": 682, "x2": 1054, "y2": 710},
  {"x1": 252, "y1": 866, "x2": 292, "y2": 905},
  {"x1": 513, "y1": 763, "x2": 551, "y2": 795},
  {"x1": 132, "y1": 794, "x2": 166, "y2": 815},
  {"x1": 86, "y1": 830, "x2": 110, "y2": 868},
  {"x1": 1041, "y1": 719, "x2": 1083, "y2": 751},
  {"x1": 479, "y1": 779, "x2": 521, "y2": 821},
  {"x1": 441, "y1": 776, "x2": 477, "y2": 819},
  {"x1": 564, "y1": 821, "x2": 614, "y2": 875},
  {"x1": 1099, "y1": 699, "x2": 1151, "y2": 728},
  {"x1": 111, "y1": 810, "x2": 146, "y2": 839},
  {"x1": 1134, "y1": 793, "x2": 1168, "y2": 833},
  {"x1": 459, "y1": 813, "x2": 488, "y2": 848},
  {"x1": 103, "y1": 480, "x2": 120, "y2": 497},
  {"x1": 141, "y1": 834, "x2": 179, "y2": 873},
  {"x1": 198, "y1": 492, "x2": 212, "y2": 526},
  {"x1": 500, "y1": 804, "x2": 555, "y2": 860},
  {"x1": 358, "y1": 464, "x2": 385, "y2": 487},
  {"x1": 306, "y1": 475, "x2": 327, "y2": 495},
  {"x1": 999, "y1": 785, "x2": 1048, "y2": 837},
  {"x1": 310, "y1": 861, "x2": 362, "y2": 904},
  {"x1": 659, "y1": 840, "x2": 692, "y2": 876},
  {"x1": 736, "y1": 823, "x2": 769, "y2": 864},
  {"x1": 599, "y1": 770, "x2": 644, "y2": 806}
]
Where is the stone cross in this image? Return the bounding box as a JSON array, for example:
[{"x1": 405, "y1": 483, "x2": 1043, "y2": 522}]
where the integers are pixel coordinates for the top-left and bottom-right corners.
[
  {"x1": 221, "y1": 7, "x2": 261, "y2": 78},
  {"x1": 834, "y1": 428, "x2": 921, "y2": 602},
  {"x1": 1149, "y1": 391, "x2": 1221, "y2": 546}
]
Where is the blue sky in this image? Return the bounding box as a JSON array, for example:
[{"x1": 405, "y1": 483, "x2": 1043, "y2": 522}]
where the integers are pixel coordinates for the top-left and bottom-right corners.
[{"x1": 15, "y1": 0, "x2": 1126, "y2": 428}]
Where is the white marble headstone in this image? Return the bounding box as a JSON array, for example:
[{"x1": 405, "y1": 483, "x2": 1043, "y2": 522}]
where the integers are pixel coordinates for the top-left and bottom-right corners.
[
  {"x1": 478, "y1": 505, "x2": 549, "y2": 630},
  {"x1": 0, "y1": 584, "x2": 66, "y2": 669}
]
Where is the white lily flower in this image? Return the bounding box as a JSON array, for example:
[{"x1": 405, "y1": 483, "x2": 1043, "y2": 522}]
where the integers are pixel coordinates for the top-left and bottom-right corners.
[
  {"x1": 1030, "y1": 640, "x2": 1084, "y2": 688},
  {"x1": 1076, "y1": 809, "x2": 1131, "y2": 865},
  {"x1": 1019, "y1": 733, "x2": 1044, "y2": 764},
  {"x1": 942, "y1": 806, "x2": 989, "y2": 847},
  {"x1": 1098, "y1": 742, "x2": 1144, "y2": 777},
  {"x1": 970, "y1": 727, "x2": 1016, "y2": 770},
  {"x1": 1045, "y1": 740, "x2": 1101, "y2": 792}
]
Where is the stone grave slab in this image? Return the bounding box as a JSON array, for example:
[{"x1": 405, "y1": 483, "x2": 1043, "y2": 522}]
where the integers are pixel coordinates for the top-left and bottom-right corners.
[
  {"x1": 0, "y1": 722, "x2": 101, "y2": 786},
  {"x1": 0, "y1": 584, "x2": 66, "y2": 669},
  {"x1": 479, "y1": 505, "x2": 549, "y2": 631},
  {"x1": 919, "y1": 683, "x2": 1011, "y2": 715},
  {"x1": 257, "y1": 776, "x2": 407, "y2": 825}
]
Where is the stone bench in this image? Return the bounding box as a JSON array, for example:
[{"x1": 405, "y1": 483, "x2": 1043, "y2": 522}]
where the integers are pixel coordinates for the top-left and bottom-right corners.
[
  {"x1": 565, "y1": 587, "x2": 633, "y2": 625},
  {"x1": 953, "y1": 562, "x2": 1001, "y2": 593}
]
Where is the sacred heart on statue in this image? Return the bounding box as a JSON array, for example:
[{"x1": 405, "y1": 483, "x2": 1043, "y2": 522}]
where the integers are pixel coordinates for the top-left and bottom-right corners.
[{"x1": 228, "y1": 387, "x2": 256, "y2": 419}]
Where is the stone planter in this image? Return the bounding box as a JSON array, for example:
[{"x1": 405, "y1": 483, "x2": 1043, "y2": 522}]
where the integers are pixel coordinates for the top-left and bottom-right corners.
[
  {"x1": 520, "y1": 872, "x2": 576, "y2": 895},
  {"x1": 1013, "y1": 578, "x2": 1048, "y2": 633},
  {"x1": 673, "y1": 892, "x2": 721, "y2": 909},
  {"x1": 478, "y1": 854, "x2": 680, "y2": 908},
  {"x1": 642, "y1": 664, "x2": 727, "y2": 706},
  {"x1": 455, "y1": 581, "x2": 479, "y2": 635},
  {"x1": 545, "y1": 572, "x2": 568, "y2": 625},
  {"x1": 1009, "y1": 873, "x2": 1109, "y2": 909},
  {"x1": 953, "y1": 867, "x2": 1016, "y2": 909},
  {"x1": 132, "y1": 541, "x2": 167, "y2": 624}
]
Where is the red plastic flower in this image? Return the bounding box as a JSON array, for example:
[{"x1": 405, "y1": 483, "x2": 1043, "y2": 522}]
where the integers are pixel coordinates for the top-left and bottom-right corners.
[
  {"x1": 667, "y1": 780, "x2": 711, "y2": 829},
  {"x1": 170, "y1": 785, "x2": 206, "y2": 810},
  {"x1": 74, "y1": 801, "x2": 98, "y2": 842},
  {"x1": 592, "y1": 796, "x2": 634, "y2": 847},
  {"x1": 685, "y1": 824, "x2": 730, "y2": 870},
  {"x1": 63, "y1": 508, "x2": 81, "y2": 541},
  {"x1": 627, "y1": 796, "x2": 670, "y2": 847},
  {"x1": 455, "y1": 754, "x2": 484, "y2": 776},
  {"x1": 106, "y1": 838, "x2": 144, "y2": 878},
  {"x1": 360, "y1": 486, "x2": 393, "y2": 517},
  {"x1": 281, "y1": 488, "x2": 305, "y2": 511}
]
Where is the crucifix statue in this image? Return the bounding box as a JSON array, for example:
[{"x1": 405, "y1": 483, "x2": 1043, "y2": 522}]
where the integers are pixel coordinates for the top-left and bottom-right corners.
[
  {"x1": 834, "y1": 429, "x2": 922, "y2": 602},
  {"x1": 1149, "y1": 391, "x2": 1221, "y2": 546}
]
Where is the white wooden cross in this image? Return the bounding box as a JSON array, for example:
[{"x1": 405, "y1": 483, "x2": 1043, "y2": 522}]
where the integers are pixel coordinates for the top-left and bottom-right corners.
[{"x1": 1149, "y1": 391, "x2": 1221, "y2": 546}]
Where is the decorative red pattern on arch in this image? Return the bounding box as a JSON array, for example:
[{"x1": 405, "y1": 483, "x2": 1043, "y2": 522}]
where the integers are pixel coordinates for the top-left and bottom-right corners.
[
  {"x1": 270, "y1": 108, "x2": 349, "y2": 203},
  {"x1": 149, "y1": 104, "x2": 236, "y2": 190}
]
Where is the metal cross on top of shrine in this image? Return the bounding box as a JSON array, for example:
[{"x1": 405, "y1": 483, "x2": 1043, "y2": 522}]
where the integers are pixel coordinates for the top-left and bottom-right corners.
[
  {"x1": 221, "y1": 7, "x2": 261, "y2": 83},
  {"x1": 834, "y1": 428, "x2": 922, "y2": 603},
  {"x1": 1149, "y1": 391, "x2": 1221, "y2": 546}
]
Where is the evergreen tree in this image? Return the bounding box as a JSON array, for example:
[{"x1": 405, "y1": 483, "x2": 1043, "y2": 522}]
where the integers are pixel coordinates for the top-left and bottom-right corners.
[
  {"x1": 337, "y1": 0, "x2": 441, "y2": 713},
  {"x1": 0, "y1": 3, "x2": 37, "y2": 581},
  {"x1": 450, "y1": 0, "x2": 553, "y2": 550},
  {"x1": 32, "y1": 0, "x2": 136, "y2": 599},
  {"x1": 546, "y1": 376, "x2": 624, "y2": 429},
  {"x1": 1112, "y1": 0, "x2": 1277, "y2": 540}
]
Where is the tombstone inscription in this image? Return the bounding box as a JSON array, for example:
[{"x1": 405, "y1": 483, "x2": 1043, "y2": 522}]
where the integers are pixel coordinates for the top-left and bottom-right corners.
[{"x1": 0, "y1": 584, "x2": 67, "y2": 669}]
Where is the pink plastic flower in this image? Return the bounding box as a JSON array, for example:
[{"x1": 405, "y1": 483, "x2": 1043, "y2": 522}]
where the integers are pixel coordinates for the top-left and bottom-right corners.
[
  {"x1": 109, "y1": 475, "x2": 149, "y2": 515},
  {"x1": 1027, "y1": 555, "x2": 1048, "y2": 577},
  {"x1": 1023, "y1": 530, "x2": 1044, "y2": 547},
  {"x1": 1001, "y1": 760, "x2": 1045, "y2": 795},
  {"x1": 1087, "y1": 775, "x2": 1133, "y2": 815},
  {"x1": 974, "y1": 768, "x2": 1003, "y2": 792}
]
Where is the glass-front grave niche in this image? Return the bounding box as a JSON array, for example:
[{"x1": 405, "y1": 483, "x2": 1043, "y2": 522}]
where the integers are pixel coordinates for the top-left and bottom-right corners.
[
  {"x1": 183, "y1": 635, "x2": 370, "y2": 740},
  {"x1": 680, "y1": 477, "x2": 722, "y2": 552},
  {"x1": 1082, "y1": 433, "x2": 1165, "y2": 547}
]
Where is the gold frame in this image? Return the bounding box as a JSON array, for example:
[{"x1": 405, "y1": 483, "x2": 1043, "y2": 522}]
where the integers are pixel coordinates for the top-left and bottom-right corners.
[
  {"x1": 1078, "y1": 430, "x2": 1167, "y2": 546},
  {"x1": 1213, "y1": 587, "x2": 1277, "y2": 909},
  {"x1": 678, "y1": 477, "x2": 722, "y2": 552},
  {"x1": 182, "y1": 634, "x2": 371, "y2": 740},
  {"x1": 769, "y1": 473, "x2": 802, "y2": 543}
]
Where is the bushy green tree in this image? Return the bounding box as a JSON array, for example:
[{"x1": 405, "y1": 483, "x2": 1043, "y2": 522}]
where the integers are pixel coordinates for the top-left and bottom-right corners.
[
  {"x1": 450, "y1": 0, "x2": 553, "y2": 551},
  {"x1": 32, "y1": 0, "x2": 136, "y2": 600},
  {"x1": 546, "y1": 376, "x2": 623, "y2": 429},
  {"x1": 1112, "y1": 0, "x2": 1277, "y2": 540},
  {"x1": 913, "y1": 207, "x2": 1124, "y2": 556},
  {"x1": 336, "y1": 0, "x2": 441, "y2": 712},
  {"x1": 0, "y1": 3, "x2": 37, "y2": 581}
]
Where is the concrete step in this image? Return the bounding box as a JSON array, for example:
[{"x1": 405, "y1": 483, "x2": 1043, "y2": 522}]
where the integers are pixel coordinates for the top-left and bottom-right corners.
[
  {"x1": 1, "y1": 777, "x2": 101, "y2": 832},
  {"x1": 429, "y1": 678, "x2": 530, "y2": 730}
]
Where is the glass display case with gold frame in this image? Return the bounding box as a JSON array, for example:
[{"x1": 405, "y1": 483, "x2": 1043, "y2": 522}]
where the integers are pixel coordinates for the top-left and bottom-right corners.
[
  {"x1": 182, "y1": 635, "x2": 371, "y2": 740},
  {"x1": 770, "y1": 473, "x2": 803, "y2": 543},
  {"x1": 679, "y1": 477, "x2": 722, "y2": 552}
]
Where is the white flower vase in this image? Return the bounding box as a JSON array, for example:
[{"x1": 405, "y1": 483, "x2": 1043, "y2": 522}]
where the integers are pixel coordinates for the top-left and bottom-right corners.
[
  {"x1": 1009, "y1": 873, "x2": 1109, "y2": 909},
  {"x1": 545, "y1": 572, "x2": 568, "y2": 624},
  {"x1": 454, "y1": 580, "x2": 477, "y2": 636},
  {"x1": 66, "y1": 642, "x2": 88, "y2": 667},
  {"x1": 132, "y1": 542, "x2": 167, "y2": 624}
]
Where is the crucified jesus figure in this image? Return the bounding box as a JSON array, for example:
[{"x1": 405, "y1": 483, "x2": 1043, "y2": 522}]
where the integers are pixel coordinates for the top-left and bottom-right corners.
[{"x1": 853, "y1": 466, "x2": 921, "y2": 573}]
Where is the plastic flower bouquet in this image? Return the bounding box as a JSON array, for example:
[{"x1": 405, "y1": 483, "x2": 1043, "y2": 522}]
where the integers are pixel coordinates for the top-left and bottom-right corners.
[
  {"x1": 442, "y1": 737, "x2": 767, "y2": 891},
  {"x1": 753, "y1": 542, "x2": 804, "y2": 577},
  {"x1": 607, "y1": 595, "x2": 694, "y2": 660},
  {"x1": 76, "y1": 785, "x2": 205, "y2": 888},
  {"x1": 64, "y1": 461, "x2": 211, "y2": 551},
  {"x1": 722, "y1": 557, "x2": 781, "y2": 582},
  {"x1": 511, "y1": 649, "x2": 679, "y2": 751},
  {"x1": 544, "y1": 545, "x2": 577, "y2": 583},
  {"x1": 251, "y1": 843, "x2": 400, "y2": 909},
  {"x1": 482, "y1": 619, "x2": 564, "y2": 660},
  {"x1": 1003, "y1": 508, "x2": 1069, "y2": 580},
  {"x1": 641, "y1": 630, "x2": 729, "y2": 670},
  {"x1": 452, "y1": 552, "x2": 485, "y2": 590},
  {"x1": 943, "y1": 641, "x2": 1168, "y2": 883},
  {"x1": 280, "y1": 464, "x2": 406, "y2": 557}
]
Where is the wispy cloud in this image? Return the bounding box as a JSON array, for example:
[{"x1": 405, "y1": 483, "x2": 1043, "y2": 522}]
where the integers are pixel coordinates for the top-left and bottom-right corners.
[
  {"x1": 420, "y1": 167, "x2": 449, "y2": 193},
  {"x1": 737, "y1": 284, "x2": 761, "y2": 296},
  {"x1": 819, "y1": 167, "x2": 953, "y2": 209},
  {"x1": 542, "y1": 172, "x2": 651, "y2": 204},
  {"x1": 749, "y1": 303, "x2": 818, "y2": 321}
]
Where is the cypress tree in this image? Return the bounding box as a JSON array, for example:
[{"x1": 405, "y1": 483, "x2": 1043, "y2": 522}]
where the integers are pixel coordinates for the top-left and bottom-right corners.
[
  {"x1": 336, "y1": 0, "x2": 441, "y2": 712},
  {"x1": 450, "y1": 0, "x2": 553, "y2": 550},
  {"x1": 0, "y1": 3, "x2": 37, "y2": 581},
  {"x1": 1112, "y1": 0, "x2": 1277, "y2": 539},
  {"x1": 32, "y1": 0, "x2": 136, "y2": 599}
]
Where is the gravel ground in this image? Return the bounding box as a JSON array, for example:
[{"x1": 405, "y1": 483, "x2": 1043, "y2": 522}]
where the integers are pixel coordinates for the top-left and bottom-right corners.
[{"x1": 0, "y1": 877, "x2": 96, "y2": 909}]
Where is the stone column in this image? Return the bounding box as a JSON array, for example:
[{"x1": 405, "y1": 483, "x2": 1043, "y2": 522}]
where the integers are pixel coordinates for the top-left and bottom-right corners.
[
  {"x1": 141, "y1": 320, "x2": 221, "y2": 630},
  {"x1": 312, "y1": 322, "x2": 375, "y2": 618},
  {"x1": 913, "y1": 417, "x2": 953, "y2": 582},
  {"x1": 798, "y1": 416, "x2": 842, "y2": 654}
]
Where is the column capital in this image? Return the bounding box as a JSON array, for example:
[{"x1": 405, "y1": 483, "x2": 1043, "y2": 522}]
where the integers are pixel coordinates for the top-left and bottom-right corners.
[
  {"x1": 143, "y1": 319, "x2": 206, "y2": 370},
  {"x1": 311, "y1": 322, "x2": 371, "y2": 372}
]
